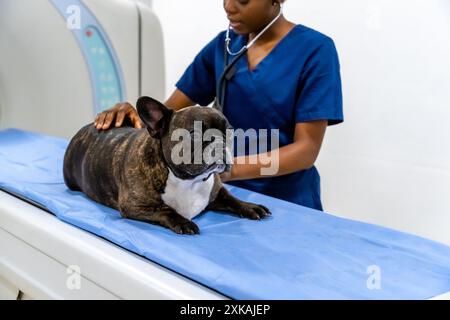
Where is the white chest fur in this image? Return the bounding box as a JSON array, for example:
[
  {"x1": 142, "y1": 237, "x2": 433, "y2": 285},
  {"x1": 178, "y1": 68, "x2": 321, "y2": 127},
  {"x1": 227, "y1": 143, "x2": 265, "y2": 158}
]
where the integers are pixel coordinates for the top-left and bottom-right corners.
[{"x1": 161, "y1": 169, "x2": 215, "y2": 220}]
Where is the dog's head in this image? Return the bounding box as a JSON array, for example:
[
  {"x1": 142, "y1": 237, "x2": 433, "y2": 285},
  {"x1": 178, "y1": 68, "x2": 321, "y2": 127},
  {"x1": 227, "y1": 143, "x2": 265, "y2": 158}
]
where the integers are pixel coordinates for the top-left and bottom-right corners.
[{"x1": 136, "y1": 96, "x2": 232, "y2": 180}]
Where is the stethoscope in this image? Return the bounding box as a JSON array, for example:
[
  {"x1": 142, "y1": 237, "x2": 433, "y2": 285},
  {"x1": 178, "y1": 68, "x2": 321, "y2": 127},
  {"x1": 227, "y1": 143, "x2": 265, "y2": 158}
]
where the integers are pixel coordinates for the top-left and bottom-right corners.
[{"x1": 215, "y1": 2, "x2": 284, "y2": 111}]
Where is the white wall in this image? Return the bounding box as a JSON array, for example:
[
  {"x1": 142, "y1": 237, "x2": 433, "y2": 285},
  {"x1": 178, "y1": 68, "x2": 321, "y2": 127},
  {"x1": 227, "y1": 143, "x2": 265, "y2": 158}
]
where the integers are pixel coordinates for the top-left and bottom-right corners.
[
  {"x1": 151, "y1": 0, "x2": 450, "y2": 245},
  {"x1": 152, "y1": 0, "x2": 228, "y2": 96}
]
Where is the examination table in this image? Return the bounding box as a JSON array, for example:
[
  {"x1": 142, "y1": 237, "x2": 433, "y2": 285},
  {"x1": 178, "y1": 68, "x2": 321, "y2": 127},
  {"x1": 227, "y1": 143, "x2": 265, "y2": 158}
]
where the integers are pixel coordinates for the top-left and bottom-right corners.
[{"x1": 0, "y1": 128, "x2": 449, "y2": 300}]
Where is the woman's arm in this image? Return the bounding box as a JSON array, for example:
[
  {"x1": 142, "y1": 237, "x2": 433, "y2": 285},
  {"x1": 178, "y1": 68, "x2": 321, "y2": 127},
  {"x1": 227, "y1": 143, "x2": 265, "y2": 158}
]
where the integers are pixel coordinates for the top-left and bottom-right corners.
[
  {"x1": 221, "y1": 120, "x2": 327, "y2": 181},
  {"x1": 164, "y1": 89, "x2": 196, "y2": 110}
]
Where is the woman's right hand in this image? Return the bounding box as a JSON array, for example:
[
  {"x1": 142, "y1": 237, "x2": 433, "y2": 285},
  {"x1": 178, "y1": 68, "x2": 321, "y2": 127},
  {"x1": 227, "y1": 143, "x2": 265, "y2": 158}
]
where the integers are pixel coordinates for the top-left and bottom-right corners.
[{"x1": 94, "y1": 102, "x2": 143, "y2": 130}]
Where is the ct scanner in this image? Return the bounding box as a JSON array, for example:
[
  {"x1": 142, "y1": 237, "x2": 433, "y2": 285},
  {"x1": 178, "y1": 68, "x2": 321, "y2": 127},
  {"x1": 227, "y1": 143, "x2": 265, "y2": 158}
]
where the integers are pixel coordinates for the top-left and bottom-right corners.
[
  {"x1": 0, "y1": 0, "x2": 164, "y2": 139},
  {"x1": 0, "y1": 0, "x2": 223, "y2": 300},
  {"x1": 0, "y1": 0, "x2": 450, "y2": 300}
]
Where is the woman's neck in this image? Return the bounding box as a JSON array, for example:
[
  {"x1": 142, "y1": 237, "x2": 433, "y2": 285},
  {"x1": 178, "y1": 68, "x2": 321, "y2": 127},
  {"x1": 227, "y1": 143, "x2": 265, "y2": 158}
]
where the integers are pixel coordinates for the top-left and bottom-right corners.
[{"x1": 248, "y1": 16, "x2": 295, "y2": 45}]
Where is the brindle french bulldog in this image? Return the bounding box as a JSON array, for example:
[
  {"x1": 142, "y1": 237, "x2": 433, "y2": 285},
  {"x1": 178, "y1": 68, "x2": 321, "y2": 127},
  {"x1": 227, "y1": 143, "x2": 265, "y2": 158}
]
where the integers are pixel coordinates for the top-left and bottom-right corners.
[{"x1": 63, "y1": 96, "x2": 271, "y2": 234}]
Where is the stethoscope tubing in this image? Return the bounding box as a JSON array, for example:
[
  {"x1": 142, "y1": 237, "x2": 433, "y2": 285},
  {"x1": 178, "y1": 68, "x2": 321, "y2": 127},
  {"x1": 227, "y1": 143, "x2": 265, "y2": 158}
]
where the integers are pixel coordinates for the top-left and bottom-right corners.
[{"x1": 216, "y1": 3, "x2": 283, "y2": 111}]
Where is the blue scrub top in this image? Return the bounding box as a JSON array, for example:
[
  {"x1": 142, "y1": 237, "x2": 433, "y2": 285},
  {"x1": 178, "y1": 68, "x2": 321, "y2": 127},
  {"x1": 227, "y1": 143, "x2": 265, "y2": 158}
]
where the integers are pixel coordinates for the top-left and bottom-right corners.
[{"x1": 176, "y1": 24, "x2": 343, "y2": 210}]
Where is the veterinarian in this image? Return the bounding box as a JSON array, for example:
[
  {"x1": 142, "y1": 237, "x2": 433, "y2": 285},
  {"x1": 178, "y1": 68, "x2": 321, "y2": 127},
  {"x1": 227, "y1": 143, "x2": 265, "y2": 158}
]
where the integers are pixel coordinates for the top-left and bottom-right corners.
[{"x1": 94, "y1": 0, "x2": 343, "y2": 211}]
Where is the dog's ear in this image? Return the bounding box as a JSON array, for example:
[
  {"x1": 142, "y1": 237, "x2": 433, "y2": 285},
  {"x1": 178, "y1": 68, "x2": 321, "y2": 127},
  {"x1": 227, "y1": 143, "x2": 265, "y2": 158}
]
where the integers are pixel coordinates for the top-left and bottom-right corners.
[{"x1": 136, "y1": 96, "x2": 173, "y2": 139}]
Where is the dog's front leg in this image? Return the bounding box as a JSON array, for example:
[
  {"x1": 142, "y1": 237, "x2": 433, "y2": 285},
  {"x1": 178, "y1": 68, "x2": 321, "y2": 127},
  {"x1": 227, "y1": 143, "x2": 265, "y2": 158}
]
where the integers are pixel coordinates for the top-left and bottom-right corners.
[
  {"x1": 120, "y1": 204, "x2": 200, "y2": 235},
  {"x1": 207, "y1": 187, "x2": 271, "y2": 220}
]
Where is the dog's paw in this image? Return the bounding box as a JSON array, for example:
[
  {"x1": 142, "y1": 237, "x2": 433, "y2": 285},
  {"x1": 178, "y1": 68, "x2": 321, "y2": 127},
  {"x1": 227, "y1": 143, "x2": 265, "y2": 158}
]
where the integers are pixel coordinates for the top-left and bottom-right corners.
[
  {"x1": 237, "y1": 203, "x2": 271, "y2": 220},
  {"x1": 171, "y1": 220, "x2": 200, "y2": 235}
]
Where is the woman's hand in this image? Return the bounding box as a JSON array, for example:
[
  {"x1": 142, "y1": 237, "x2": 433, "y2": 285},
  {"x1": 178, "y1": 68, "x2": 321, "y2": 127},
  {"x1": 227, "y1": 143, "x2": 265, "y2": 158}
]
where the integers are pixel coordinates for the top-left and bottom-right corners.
[{"x1": 94, "y1": 102, "x2": 143, "y2": 130}]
